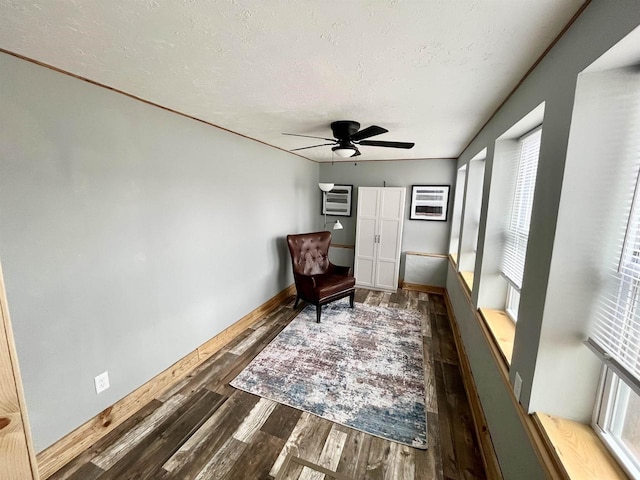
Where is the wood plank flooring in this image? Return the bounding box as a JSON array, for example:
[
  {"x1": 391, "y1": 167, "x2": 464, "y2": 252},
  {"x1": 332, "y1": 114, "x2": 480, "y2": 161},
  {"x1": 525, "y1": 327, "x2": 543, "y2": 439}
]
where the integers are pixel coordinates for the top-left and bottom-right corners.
[{"x1": 48, "y1": 289, "x2": 486, "y2": 480}]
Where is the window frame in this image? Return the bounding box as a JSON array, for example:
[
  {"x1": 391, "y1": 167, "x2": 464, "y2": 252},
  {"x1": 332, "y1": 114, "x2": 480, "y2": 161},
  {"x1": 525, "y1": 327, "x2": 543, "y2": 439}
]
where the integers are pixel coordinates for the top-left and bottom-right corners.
[
  {"x1": 500, "y1": 125, "x2": 542, "y2": 290},
  {"x1": 505, "y1": 283, "x2": 520, "y2": 323},
  {"x1": 593, "y1": 367, "x2": 640, "y2": 479}
]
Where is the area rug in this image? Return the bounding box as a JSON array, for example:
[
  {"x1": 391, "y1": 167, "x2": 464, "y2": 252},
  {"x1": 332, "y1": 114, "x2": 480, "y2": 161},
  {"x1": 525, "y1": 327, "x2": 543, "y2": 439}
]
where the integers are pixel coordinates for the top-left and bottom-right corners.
[{"x1": 230, "y1": 298, "x2": 428, "y2": 448}]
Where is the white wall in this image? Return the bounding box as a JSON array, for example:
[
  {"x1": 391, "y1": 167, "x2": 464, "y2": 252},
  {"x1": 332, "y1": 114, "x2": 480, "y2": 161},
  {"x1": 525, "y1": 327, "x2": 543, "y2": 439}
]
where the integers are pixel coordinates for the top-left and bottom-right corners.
[{"x1": 0, "y1": 52, "x2": 319, "y2": 451}]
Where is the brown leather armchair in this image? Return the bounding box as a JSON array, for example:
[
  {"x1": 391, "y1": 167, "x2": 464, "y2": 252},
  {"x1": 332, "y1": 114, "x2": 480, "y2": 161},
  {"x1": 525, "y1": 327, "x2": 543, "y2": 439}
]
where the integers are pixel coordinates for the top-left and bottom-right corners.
[{"x1": 286, "y1": 231, "x2": 356, "y2": 323}]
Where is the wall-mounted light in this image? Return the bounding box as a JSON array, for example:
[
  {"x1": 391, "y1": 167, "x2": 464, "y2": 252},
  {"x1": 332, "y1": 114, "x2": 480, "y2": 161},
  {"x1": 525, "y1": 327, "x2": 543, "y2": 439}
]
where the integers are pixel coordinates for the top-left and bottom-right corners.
[{"x1": 318, "y1": 183, "x2": 343, "y2": 230}]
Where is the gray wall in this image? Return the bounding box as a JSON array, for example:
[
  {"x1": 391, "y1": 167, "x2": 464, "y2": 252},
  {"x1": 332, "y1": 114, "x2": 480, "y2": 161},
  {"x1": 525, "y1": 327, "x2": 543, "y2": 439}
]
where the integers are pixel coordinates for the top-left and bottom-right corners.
[
  {"x1": 0, "y1": 52, "x2": 319, "y2": 451},
  {"x1": 446, "y1": 264, "x2": 546, "y2": 479},
  {"x1": 320, "y1": 159, "x2": 457, "y2": 280},
  {"x1": 404, "y1": 254, "x2": 448, "y2": 287},
  {"x1": 448, "y1": 1, "x2": 640, "y2": 477}
]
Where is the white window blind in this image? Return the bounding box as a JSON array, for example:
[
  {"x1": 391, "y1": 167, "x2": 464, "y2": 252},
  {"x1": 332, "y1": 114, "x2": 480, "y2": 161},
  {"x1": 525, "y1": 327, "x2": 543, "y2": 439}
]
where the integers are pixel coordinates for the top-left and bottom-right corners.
[
  {"x1": 587, "y1": 164, "x2": 640, "y2": 393},
  {"x1": 501, "y1": 128, "x2": 542, "y2": 290}
]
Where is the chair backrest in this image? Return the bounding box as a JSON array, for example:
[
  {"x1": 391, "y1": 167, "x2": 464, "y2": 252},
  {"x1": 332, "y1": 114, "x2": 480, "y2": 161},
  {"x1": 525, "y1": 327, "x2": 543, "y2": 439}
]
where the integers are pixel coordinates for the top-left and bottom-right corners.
[{"x1": 286, "y1": 231, "x2": 332, "y2": 276}]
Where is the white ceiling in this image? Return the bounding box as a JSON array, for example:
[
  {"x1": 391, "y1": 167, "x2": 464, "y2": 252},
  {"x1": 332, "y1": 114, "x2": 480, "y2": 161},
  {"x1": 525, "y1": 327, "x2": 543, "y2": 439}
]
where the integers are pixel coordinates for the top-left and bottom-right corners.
[{"x1": 0, "y1": 0, "x2": 585, "y2": 162}]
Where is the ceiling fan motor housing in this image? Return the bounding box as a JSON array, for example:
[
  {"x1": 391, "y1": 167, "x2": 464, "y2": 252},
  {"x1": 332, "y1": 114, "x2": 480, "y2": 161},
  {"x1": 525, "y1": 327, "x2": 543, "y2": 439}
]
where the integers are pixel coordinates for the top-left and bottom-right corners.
[{"x1": 330, "y1": 120, "x2": 360, "y2": 140}]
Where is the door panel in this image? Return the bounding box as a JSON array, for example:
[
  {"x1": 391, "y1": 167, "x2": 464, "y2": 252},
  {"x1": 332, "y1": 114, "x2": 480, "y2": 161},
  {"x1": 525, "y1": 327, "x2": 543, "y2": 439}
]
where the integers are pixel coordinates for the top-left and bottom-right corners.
[
  {"x1": 356, "y1": 218, "x2": 377, "y2": 258},
  {"x1": 380, "y1": 188, "x2": 404, "y2": 219},
  {"x1": 358, "y1": 188, "x2": 379, "y2": 218},
  {"x1": 378, "y1": 219, "x2": 401, "y2": 261},
  {"x1": 354, "y1": 188, "x2": 380, "y2": 287},
  {"x1": 355, "y1": 258, "x2": 376, "y2": 287},
  {"x1": 376, "y1": 260, "x2": 397, "y2": 290}
]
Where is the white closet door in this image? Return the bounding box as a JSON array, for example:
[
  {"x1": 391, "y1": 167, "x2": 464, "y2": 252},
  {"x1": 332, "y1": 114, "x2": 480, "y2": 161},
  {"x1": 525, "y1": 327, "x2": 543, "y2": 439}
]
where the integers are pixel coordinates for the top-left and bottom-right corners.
[
  {"x1": 375, "y1": 188, "x2": 406, "y2": 290},
  {"x1": 354, "y1": 187, "x2": 379, "y2": 288}
]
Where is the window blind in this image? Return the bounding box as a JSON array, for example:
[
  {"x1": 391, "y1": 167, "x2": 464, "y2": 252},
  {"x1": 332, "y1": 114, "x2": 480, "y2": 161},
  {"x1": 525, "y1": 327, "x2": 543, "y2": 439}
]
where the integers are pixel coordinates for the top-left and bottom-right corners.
[
  {"x1": 587, "y1": 163, "x2": 640, "y2": 393},
  {"x1": 501, "y1": 128, "x2": 542, "y2": 290}
]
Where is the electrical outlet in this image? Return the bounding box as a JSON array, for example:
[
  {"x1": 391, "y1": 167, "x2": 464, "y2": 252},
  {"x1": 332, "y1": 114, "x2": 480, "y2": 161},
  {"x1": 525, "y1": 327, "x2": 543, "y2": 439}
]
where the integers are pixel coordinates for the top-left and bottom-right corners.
[
  {"x1": 94, "y1": 371, "x2": 110, "y2": 394},
  {"x1": 514, "y1": 371, "x2": 523, "y2": 403}
]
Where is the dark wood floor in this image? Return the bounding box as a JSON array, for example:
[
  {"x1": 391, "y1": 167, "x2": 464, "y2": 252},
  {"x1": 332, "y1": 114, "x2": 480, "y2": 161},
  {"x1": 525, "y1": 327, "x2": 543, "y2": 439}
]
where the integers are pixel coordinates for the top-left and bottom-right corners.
[{"x1": 49, "y1": 289, "x2": 486, "y2": 480}]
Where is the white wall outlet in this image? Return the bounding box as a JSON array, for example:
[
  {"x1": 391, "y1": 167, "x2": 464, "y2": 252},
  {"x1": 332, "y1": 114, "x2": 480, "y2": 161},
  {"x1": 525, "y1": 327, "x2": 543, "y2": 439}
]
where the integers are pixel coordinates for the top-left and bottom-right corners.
[
  {"x1": 94, "y1": 371, "x2": 110, "y2": 394},
  {"x1": 514, "y1": 371, "x2": 523, "y2": 403}
]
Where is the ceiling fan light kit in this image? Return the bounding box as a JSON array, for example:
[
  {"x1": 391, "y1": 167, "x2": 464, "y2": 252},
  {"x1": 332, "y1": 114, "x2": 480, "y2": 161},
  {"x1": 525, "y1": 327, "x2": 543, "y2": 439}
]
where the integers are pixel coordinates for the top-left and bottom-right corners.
[
  {"x1": 284, "y1": 120, "x2": 415, "y2": 158},
  {"x1": 332, "y1": 145, "x2": 358, "y2": 158}
]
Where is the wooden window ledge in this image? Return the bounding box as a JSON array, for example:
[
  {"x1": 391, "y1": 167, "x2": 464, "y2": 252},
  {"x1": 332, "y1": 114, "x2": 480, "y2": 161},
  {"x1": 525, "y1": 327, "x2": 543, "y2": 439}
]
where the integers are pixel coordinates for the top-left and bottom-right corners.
[
  {"x1": 534, "y1": 413, "x2": 630, "y2": 479},
  {"x1": 478, "y1": 309, "x2": 515, "y2": 365},
  {"x1": 460, "y1": 271, "x2": 474, "y2": 292}
]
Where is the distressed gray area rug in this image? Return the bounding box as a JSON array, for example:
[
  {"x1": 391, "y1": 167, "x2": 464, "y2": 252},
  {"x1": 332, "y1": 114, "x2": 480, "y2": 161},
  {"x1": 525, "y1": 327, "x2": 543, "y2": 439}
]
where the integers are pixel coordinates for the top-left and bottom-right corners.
[{"x1": 230, "y1": 298, "x2": 428, "y2": 448}]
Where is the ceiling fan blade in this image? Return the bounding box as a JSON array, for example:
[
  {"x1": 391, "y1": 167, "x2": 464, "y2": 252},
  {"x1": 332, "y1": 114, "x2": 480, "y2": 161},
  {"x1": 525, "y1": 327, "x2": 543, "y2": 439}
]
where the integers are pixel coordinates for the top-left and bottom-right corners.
[
  {"x1": 290, "y1": 143, "x2": 336, "y2": 152},
  {"x1": 352, "y1": 148, "x2": 361, "y2": 157},
  {"x1": 283, "y1": 133, "x2": 336, "y2": 142},
  {"x1": 350, "y1": 125, "x2": 388, "y2": 141},
  {"x1": 357, "y1": 140, "x2": 415, "y2": 149}
]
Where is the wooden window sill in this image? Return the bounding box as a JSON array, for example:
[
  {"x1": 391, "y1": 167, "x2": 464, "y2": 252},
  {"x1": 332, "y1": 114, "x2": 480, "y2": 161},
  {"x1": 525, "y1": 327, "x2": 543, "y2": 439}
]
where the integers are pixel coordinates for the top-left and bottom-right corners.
[
  {"x1": 534, "y1": 413, "x2": 630, "y2": 480},
  {"x1": 478, "y1": 309, "x2": 514, "y2": 366},
  {"x1": 460, "y1": 271, "x2": 474, "y2": 292}
]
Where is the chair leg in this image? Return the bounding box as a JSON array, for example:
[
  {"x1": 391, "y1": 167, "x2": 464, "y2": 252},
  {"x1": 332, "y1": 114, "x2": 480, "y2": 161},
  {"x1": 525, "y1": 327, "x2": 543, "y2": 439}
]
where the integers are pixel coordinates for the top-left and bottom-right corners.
[
  {"x1": 316, "y1": 304, "x2": 322, "y2": 323},
  {"x1": 349, "y1": 291, "x2": 355, "y2": 308},
  {"x1": 294, "y1": 295, "x2": 300, "y2": 308}
]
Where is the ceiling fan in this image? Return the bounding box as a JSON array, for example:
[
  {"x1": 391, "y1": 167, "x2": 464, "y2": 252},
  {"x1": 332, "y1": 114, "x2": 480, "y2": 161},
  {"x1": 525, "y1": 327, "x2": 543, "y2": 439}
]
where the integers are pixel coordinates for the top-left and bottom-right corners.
[{"x1": 283, "y1": 120, "x2": 415, "y2": 158}]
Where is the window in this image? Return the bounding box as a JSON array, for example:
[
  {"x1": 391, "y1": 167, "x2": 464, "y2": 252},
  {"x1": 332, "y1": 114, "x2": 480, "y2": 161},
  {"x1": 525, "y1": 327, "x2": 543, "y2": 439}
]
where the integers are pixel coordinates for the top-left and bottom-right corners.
[
  {"x1": 595, "y1": 369, "x2": 640, "y2": 478},
  {"x1": 500, "y1": 127, "x2": 542, "y2": 302},
  {"x1": 589, "y1": 161, "x2": 640, "y2": 478},
  {"x1": 449, "y1": 166, "x2": 467, "y2": 262},
  {"x1": 459, "y1": 153, "x2": 486, "y2": 277},
  {"x1": 505, "y1": 284, "x2": 520, "y2": 322}
]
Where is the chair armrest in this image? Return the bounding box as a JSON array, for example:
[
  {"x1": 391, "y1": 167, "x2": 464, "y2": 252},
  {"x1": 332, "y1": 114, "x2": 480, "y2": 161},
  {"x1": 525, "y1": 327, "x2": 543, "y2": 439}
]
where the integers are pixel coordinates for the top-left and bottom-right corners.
[
  {"x1": 294, "y1": 273, "x2": 317, "y2": 288},
  {"x1": 329, "y1": 263, "x2": 353, "y2": 277}
]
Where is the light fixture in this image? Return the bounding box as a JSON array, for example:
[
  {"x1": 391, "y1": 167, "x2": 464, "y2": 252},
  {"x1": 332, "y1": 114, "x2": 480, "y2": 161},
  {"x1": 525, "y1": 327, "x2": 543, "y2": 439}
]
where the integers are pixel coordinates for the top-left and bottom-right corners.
[
  {"x1": 318, "y1": 183, "x2": 334, "y2": 192},
  {"x1": 319, "y1": 183, "x2": 343, "y2": 231},
  {"x1": 331, "y1": 145, "x2": 357, "y2": 158},
  {"x1": 323, "y1": 219, "x2": 343, "y2": 230}
]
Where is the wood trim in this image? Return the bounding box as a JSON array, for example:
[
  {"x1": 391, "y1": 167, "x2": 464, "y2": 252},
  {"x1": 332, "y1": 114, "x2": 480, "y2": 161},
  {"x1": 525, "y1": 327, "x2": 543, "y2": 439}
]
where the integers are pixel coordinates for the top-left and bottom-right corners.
[
  {"x1": 0, "y1": 49, "x2": 315, "y2": 165},
  {"x1": 448, "y1": 253, "x2": 457, "y2": 269},
  {"x1": 398, "y1": 281, "x2": 445, "y2": 295},
  {"x1": 0, "y1": 261, "x2": 40, "y2": 479},
  {"x1": 478, "y1": 309, "x2": 515, "y2": 366},
  {"x1": 450, "y1": 270, "x2": 566, "y2": 479},
  {"x1": 330, "y1": 244, "x2": 355, "y2": 250},
  {"x1": 457, "y1": 1, "x2": 592, "y2": 158},
  {"x1": 442, "y1": 291, "x2": 504, "y2": 480},
  {"x1": 36, "y1": 284, "x2": 296, "y2": 479},
  {"x1": 459, "y1": 271, "x2": 474, "y2": 295},
  {"x1": 404, "y1": 251, "x2": 449, "y2": 259},
  {"x1": 533, "y1": 413, "x2": 629, "y2": 480}
]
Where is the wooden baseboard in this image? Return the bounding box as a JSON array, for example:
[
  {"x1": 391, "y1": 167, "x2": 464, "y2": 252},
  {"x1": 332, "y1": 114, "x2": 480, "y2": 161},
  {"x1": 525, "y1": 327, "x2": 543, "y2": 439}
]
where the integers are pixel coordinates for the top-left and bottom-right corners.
[
  {"x1": 399, "y1": 281, "x2": 445, "y2": 295},
  {"x1": 36, "y1": 284, "x2": 296, "y2": 479},
  {"x1": 443, "y1": 291, "x2": 504, "y2": 480},
  {"x1": 0, "y1": 261, "x2": 40, "y2": 480}
]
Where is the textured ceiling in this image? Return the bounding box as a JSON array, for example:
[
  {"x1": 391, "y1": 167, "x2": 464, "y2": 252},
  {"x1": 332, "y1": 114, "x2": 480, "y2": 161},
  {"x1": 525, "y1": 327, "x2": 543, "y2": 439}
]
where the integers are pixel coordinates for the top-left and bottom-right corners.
[{"x1": 0, "y1": 0, "x2": 585, "y2": 162}]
